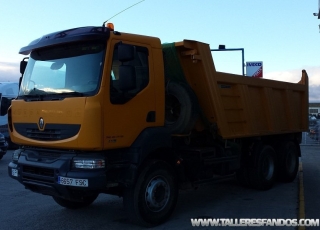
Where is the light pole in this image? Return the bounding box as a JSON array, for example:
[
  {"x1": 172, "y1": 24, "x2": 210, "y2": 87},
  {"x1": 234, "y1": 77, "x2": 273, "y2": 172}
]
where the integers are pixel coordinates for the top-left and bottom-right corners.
[{"x1": 313, "y1": 0, "x2": 320, "y2": 31}]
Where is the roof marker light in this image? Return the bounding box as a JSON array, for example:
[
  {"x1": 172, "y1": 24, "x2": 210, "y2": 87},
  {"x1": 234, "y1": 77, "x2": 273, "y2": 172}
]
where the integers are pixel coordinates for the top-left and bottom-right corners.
[{"x1": 106, "y1": 23, "x2": 114, "y2": 31}]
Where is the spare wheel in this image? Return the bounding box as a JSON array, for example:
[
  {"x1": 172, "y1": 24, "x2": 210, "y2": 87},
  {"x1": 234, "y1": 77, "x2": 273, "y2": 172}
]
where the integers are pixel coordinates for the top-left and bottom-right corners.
[{"x1": 165, "y1": 81, "x2": 198, "y2": 134}]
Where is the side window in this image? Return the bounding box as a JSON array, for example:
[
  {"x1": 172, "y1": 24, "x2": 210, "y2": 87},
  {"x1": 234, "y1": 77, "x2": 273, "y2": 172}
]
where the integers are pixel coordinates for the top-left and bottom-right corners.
[{"x1": 110, "y1": 44, "x2": 149, "y2": 104}]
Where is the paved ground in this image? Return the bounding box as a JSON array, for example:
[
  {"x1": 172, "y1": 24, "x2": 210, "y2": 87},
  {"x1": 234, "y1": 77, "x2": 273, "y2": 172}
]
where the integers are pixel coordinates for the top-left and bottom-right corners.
[
  {"x1": 1, "y1": 145, "x2": 318, "y2": 229},
  {"x1": 300, "y1": 145, "x2": 320, "y2": 222}
]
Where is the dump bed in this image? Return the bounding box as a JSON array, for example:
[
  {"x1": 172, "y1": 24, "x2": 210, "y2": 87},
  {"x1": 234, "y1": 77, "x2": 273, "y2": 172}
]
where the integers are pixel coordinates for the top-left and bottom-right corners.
[{"x1": 162, "y1": 40, "x2": 309, "y2": 139}]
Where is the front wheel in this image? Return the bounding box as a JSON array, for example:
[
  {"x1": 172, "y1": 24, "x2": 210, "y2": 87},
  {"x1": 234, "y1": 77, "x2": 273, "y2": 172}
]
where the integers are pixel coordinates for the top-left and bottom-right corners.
[
  {"x1": 123, "y1": 160, "x2": 178, "y2": 227},
  {"x1": 52, "y1": 194, "x2": 98, "y2": 209}
]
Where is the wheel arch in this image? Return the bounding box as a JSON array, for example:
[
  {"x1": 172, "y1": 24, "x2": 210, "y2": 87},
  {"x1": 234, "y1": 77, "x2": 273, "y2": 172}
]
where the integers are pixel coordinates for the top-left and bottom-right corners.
[
  {"x1": 268, "y1": 133, "x2": 302, "y2": 158},
  {"x1": 128, "y1": 127, "x2": 187, "y2": 187},
  {"x1": 130, "y1": 127, "x2": 173, "y2": 167},
  {"x1": 242, "y1": 133, "x2": 302, "y2": 158}
]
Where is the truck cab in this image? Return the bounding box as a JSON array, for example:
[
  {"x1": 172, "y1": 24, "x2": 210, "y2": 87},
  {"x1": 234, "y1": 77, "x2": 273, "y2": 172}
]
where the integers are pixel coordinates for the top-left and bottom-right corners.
[
  {"x1": 11, "y1": 25, "x2": 166, "y2": 150},
  {"x1": 8, "y1": 25, "x2": 173, "y2": 225}
]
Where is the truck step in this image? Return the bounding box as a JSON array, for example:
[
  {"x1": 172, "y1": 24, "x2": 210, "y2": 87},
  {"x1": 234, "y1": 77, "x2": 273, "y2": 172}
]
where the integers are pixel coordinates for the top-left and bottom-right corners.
[
  {"x1": 203, "y1": 155, "x2": 239, "y2": 165},
  {"x1": 179, "y1": 147, "x2": 239, "y2": 165},
  {"x1": 193, "y1": 173, "x2": 236, "y2": 186}
]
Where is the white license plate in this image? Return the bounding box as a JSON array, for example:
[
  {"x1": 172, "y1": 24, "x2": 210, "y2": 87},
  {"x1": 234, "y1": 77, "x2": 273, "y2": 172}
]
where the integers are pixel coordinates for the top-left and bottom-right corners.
[
  {"x1": 11, "y1": 169, "x2": 18, "y2": 177},
  {"x1": 58, "y1": 176, "x2": 88, "y2": 187}
]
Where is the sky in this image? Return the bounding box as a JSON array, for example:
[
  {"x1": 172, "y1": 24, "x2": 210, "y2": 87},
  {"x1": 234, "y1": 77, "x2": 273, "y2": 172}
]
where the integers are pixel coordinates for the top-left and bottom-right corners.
[{"x1": 0, "y1": 0, "x2": 319, "y2": 101}]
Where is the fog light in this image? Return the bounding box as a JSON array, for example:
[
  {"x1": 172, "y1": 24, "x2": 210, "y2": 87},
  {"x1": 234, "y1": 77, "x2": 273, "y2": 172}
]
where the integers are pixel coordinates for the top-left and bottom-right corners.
[{"x1": 73, "y1": 159, "x2": 105, "y2": 169}]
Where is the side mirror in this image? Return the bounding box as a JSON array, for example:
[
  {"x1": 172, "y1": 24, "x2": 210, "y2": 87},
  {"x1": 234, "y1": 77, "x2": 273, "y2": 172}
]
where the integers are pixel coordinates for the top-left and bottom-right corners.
[
  {"x1": 118, "y1": 44, "x2": 134, "y2": 62},
  {"x1": 20, "y1": 57, "x2": 29, "y2": 75},
  {"x1": 118, "y1": 65, "x2": 136, "y2": 92}
]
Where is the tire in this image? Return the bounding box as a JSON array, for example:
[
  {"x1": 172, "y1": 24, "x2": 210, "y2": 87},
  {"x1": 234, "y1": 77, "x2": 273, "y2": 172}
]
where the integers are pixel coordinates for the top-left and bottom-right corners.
[
  {"x1": 123, "y1": 160, "x2": 178, "y2": 227},
  {"x1": 165, "y1": 81, "x2": 198, "y2": 134},
  {"x1": 276, "y1": 141, "x2": 299, "y2": 183},
  {"x1": 52, "y1": 194, "x2": 98, "y2": 209},
  {"x1": 247, "y1": 144, "x2": 276, "y2": 190}
]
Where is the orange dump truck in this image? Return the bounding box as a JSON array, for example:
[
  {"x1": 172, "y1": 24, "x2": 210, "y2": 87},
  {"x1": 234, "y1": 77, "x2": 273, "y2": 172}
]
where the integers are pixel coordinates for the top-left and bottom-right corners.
[{"x1": 7, "y1": 24, "x2": 308, "y2": 227}]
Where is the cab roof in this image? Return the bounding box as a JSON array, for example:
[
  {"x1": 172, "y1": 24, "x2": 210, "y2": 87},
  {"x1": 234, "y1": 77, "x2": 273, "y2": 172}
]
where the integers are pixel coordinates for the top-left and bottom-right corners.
[{"x1": 19, "y1": 26, "x2": 111, "y2": 55}]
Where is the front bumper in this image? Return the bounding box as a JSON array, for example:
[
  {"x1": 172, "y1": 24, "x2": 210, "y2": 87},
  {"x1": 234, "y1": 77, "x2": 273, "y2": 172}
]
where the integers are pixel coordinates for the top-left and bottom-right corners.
[{"x1": 8, "y1": 148, "x2": 108, "y2": 200}]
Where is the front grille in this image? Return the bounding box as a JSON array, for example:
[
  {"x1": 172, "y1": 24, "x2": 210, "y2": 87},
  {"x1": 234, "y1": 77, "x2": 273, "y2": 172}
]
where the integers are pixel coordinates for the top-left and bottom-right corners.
[
  {"x1": 22, "y1": 165, "x2": 55, "y2": 184},
  {"x1": 23, "y1": 165, "x2": 54, "y2": 177},
  {"x1": 23, "y1": 175, "x2": 54, "y2": 184},
  {"x1": 26, "y1": 128, "x2": 62, "y2": 140},
  {"x1": 38, "y1": 151, "x2": 61, "y2": 159},
  {"x1": 14, "y1": 123, "x2": 80, "y2": 141}
]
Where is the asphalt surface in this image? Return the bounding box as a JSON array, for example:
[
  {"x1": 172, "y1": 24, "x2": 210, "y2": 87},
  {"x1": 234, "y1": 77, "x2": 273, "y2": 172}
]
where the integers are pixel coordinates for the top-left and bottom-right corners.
[
  {"x1": 300, "y1": 145, "x2": 320, "y2": 222},
  {"x1": 0, "y1": 145, "x2": 318, "y2": 230}
]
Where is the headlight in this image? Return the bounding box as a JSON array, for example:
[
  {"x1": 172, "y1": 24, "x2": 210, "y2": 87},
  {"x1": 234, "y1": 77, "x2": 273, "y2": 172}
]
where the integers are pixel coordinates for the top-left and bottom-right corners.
[
  {"x1": 12, "y1": 149, "x2": 22, "y2": 161},
  {"x1": 72, "y1": 159, "x2": 105, "y2": 169}
]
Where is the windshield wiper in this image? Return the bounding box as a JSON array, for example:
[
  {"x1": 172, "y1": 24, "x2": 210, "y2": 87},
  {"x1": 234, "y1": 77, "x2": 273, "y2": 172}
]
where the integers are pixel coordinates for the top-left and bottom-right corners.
[
  {"x1": 20, "y1": 94, "x2": 45, "y2": 101},
  {"x1": 53, "y1": 91, "x2": 84, "y2": 96},
  {"x1": 43, "y1": 91, "x2": 84, "y2": 99},
  {"x1": 20, "y1": 90, "x2": 84, "y2": 101}
]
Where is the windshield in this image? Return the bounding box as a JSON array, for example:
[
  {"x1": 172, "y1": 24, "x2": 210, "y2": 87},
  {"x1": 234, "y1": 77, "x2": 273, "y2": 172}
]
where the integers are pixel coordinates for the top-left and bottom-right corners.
[{"x1": 19, "y1": 41, "x2": 105, "y2": 99}]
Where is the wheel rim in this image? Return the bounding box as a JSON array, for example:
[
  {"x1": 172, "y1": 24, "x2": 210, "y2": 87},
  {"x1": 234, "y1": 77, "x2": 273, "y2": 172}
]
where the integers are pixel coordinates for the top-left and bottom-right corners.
[
  {"x1": 262, "y1": 154, "x2": 275, "y2": 180},
  {"x1": 145, "y1": 176, "x2": 170, "y2": 212}
]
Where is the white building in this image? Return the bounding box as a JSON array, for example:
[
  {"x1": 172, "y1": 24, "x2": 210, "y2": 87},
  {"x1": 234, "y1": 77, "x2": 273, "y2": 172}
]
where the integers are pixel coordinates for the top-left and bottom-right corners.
[{"x1": 309, "y1": 102, "x2": 320, "y2": 117}]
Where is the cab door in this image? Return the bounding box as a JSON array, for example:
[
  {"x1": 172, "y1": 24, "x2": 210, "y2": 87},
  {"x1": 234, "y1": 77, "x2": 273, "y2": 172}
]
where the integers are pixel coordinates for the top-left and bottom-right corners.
[{"x1": 103, "y1": 39, "x2": 158, "y2": 149}]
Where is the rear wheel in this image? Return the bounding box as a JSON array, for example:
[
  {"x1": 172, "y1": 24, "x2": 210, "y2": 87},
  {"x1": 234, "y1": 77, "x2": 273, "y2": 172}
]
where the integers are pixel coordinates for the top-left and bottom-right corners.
[
  {"x1": 52, "y1": 194, "x2": 98, "y2": 209},
  {"x1": 123, "y1": 160, "x2": 178, "y2": 227},
  {"x1": 277, "y1": 141, "x2": 299, "y2": 182},
  {"x1": 247, "y1": 144, "x2": 276, "y2": 190}
]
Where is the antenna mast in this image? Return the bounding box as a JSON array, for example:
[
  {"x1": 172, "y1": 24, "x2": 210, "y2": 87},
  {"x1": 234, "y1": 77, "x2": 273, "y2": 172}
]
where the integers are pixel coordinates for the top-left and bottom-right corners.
[{"x1": 102, "y1": 0, "x2": 145, "y2": 27}]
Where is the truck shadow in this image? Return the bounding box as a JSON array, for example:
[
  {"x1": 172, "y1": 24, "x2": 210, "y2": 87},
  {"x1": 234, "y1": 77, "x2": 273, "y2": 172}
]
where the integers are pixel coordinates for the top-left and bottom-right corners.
[{"x1": 28, "y1": 178, "x2": 298, "y2": 229}]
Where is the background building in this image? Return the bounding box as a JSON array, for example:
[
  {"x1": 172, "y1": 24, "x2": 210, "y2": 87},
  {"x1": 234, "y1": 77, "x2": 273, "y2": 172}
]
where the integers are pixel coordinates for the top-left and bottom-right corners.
[{"x1": 309, "y1": 102, "x2": 320, "y2": 118}]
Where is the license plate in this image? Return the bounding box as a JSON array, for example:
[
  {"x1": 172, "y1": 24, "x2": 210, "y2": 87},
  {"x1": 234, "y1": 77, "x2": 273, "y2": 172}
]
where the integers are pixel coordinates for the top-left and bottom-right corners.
[
  {"x1": 58, "y1": 176, "x2": 88, "y2": 187},
  {"x1": 12, "y1": 169, "x2": 18, "y2": 177}
]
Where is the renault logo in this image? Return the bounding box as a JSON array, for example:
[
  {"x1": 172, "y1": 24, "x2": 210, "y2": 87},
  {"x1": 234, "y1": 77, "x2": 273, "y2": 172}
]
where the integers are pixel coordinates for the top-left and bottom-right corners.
[{"x1": 39, "y1": 117, "x2": 44, "y2": 130}]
